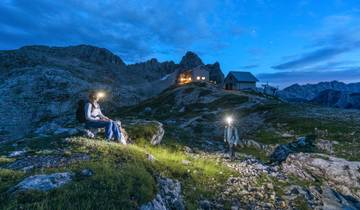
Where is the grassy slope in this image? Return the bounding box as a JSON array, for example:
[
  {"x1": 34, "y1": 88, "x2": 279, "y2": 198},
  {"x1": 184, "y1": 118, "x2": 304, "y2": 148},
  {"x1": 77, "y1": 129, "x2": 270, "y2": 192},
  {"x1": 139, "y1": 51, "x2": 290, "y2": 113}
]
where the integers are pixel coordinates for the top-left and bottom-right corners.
[
  {"x1": 0, "y1": 123, "x2": 235, "y2": 210},
  {"x1": 119, "y1": 83, "x2": 360, "y2": 161}
]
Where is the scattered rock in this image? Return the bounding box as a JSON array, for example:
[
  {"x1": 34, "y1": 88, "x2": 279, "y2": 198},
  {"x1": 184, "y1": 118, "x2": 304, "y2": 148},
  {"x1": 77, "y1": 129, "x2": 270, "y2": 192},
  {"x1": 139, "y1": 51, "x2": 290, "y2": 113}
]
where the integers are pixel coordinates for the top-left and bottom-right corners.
[
  {"x1": 181, "y1": 160, "x2": 190, "y2": 165},
  {"x1": 146, "y1": 153, "x2": 156, "y2": 162},
  {"x1": 35, "y1": 122, "x2": 79, "y2": 136},
  {"x1": 8, "y1": 150, "x2": 27, "y2": 157},
  {"x1": 183, "y1": 146, "x2": 193, "y2": 153},
  {"x1": 140, "y1": 194, "x2": 167, "y2": 210},
  {"x1": 199, "y1": 200, "x2": 211, "y2": 210},
  {"x1": 11, "y1": 172, "x2": 73, "y2": 192},
  {"x1": 81, "y1": 169, "x2": 93, "y2": 177},
  {"x1": 178, "y1": 107, "x2": 185, "y2": 113},
  {"x1": 6, "y1": 154, "x2": 90, "y2": 171},
  {"x1": 281, "y1": 132, "x2": 294, "y2": 138},
  {"x1": 316, "y1": 139, "x2": 334, "y2": 154},
  {"x1": 140, "y1": 177, "x2": 184, "y2": 210},
  {"x1": 144, "y1": 107, "x2": 152, "y2": 114}
]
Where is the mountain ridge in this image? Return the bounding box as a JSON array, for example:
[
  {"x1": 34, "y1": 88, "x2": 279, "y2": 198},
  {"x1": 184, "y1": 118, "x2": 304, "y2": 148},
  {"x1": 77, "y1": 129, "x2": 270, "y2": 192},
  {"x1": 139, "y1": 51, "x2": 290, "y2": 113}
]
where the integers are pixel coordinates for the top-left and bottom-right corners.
[
  {"x1": 0, "y1": 44, "x2": 224, "y2": 141},
  {"x1": 278, "y1": 80, "x2": 360, "y2": 107}
]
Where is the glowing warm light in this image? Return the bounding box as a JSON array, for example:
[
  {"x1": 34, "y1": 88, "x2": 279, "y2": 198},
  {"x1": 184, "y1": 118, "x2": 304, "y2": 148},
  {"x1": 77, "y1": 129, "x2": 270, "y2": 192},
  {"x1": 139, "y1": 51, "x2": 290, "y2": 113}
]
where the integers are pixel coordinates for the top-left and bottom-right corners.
[
  {"x1": 225, "y1": 116, "x2": 233, "y2": 125},
  {"x1": 196, "y1": 76, "x2": 200, "y2": 80},
  {"x1": 201, "y1": 77, "x2": 205, "y2": 80},
  {"x1": 97, "y1": 91, "x2": 105, "y2": 98},
  {"x1": 179, "y1": 75, "x2": 192, "y2": 85}
]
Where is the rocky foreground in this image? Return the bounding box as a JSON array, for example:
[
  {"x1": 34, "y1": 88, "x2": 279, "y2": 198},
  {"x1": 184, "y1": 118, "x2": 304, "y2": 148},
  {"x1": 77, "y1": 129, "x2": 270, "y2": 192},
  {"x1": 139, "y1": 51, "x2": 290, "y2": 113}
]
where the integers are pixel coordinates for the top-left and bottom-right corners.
[{"x1": 1, "y1": 82, "x2": 360, "y2": 209}]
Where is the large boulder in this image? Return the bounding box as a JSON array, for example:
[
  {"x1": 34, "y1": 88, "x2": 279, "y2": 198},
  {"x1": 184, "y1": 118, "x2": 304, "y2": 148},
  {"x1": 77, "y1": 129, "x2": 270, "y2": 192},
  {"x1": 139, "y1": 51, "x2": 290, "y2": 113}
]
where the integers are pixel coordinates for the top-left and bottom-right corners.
[
  {"x1": 127, "y1": 120, "x2": 164, "y2": 145},
  {"x1": 270, "y1": 136, "x2": 316, "y2": 163},
  {"x1": 282, "y1": 153, "x2": 360, "y2": 199},
  {"x1": 11, "y1": 172, "x2": 73, "y2": 192}
]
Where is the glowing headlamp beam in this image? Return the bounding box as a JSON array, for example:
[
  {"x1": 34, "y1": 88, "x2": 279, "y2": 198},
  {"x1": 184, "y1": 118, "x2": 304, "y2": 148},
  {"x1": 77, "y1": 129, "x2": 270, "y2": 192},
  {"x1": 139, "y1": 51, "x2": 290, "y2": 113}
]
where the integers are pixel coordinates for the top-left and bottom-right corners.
[
  {"x1": 225, "y1": 116, "x2": 233, "y2": 125},
  {"x1": 97, "y1": 91, "x2": 105, "y2": 98}
]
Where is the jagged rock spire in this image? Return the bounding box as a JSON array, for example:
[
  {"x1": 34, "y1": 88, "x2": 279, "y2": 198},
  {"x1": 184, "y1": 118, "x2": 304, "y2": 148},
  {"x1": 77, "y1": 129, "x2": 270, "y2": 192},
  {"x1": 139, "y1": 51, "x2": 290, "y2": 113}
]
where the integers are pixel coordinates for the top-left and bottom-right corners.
[{"x1": 179, "y1": 51, "x2": 204, "y2": 69}]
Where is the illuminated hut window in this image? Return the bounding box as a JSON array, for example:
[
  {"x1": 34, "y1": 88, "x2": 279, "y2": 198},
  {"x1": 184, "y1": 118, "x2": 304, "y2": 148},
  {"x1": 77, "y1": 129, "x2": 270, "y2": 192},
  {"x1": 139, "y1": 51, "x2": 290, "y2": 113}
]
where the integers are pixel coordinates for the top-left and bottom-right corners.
[{"x1": 179, "y1": 72, "x2": 192, "y2": 84}]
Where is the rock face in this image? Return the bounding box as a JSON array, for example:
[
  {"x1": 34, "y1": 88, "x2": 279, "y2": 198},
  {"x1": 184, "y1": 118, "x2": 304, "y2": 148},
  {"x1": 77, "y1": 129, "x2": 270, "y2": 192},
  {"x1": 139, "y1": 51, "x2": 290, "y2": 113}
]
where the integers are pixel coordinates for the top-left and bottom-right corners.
[
  {"x1": 206, "y1": 62, "x2": 225, "y2": 85},
  {"x1": 127, "y1": 120, "x2": 165, "y2": 145},
  {"x1": 0, "y1": 45, "x2": 224, "y2": 141},
  {"x1": 11, "y1": 172, "x2": 73, "y2": 192},
  {"x1": 140, "y1": 177, "x2": 184, "y2": 210},
  {"x1": 179, "y1": 51, "x2": 203, "y2": 69},
  {"x1": 282, "y1": 153, "x2": 360, "y2": 200},
  {"x1": 150, "y1": 121, "x2": 165, "y2": 145}
]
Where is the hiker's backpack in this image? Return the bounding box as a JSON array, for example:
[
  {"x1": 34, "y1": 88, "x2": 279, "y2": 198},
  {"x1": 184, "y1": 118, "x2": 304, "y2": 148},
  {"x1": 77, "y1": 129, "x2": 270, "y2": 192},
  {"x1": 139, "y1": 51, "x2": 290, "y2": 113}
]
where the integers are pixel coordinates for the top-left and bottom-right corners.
[{"x1": 76, "y1": 99, "x2": 87, "y2": 123}]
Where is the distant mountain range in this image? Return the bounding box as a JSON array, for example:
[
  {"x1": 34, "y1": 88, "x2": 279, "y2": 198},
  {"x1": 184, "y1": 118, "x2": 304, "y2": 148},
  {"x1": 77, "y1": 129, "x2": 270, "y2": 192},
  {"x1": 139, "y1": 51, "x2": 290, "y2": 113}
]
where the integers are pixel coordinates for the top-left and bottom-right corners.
[{"x1": 278, "y1": 81, "x2": 360, "y2": 109}]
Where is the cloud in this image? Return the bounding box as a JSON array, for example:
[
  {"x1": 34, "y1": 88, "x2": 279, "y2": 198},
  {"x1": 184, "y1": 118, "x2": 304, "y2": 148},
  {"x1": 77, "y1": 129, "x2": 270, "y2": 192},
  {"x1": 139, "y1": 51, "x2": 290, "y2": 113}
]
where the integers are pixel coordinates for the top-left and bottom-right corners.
[
  {"x1": 271, "y1": 46, "x2": 358, "y2": 70},
  {"x1": 272, "y1": 14, "x2": 360, "y2": 70},
  {"x1": 0, "y1": 0, "x2": 237, "y2": 62},
  {"x1": 258, "y1": 67, "x2": 360, "y2": 88},
  {"x1": 240, "y1": 64, "x2": 259, "y2": 69}
]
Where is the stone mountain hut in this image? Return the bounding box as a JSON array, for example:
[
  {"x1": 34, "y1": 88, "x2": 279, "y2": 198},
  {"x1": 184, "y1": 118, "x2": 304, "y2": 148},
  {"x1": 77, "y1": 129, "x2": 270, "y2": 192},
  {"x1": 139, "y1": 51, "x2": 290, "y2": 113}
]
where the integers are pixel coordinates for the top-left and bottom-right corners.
[
  {"x1": 224, "y1": 71, "x2": 259, "y2": 90},
  {"x1": 178, "y1": 66, "x2": 209, "y2": 85}
]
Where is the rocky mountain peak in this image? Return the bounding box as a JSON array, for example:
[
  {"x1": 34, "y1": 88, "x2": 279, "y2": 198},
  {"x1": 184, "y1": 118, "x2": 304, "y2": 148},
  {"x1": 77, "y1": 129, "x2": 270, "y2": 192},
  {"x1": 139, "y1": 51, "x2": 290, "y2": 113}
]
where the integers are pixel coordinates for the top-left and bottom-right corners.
[
  {"x1": 62, "y1": 45, "x2": 126, "y2": 66},
  {"x1": 206, "y1": 62, "x2": 224, "y2": 85},
  {"x1": 180, "y1": 51, "x2": 204, "y2": 69},
  {"x1": 18, "y1": 44, "x2": 126, "y2": 66}
]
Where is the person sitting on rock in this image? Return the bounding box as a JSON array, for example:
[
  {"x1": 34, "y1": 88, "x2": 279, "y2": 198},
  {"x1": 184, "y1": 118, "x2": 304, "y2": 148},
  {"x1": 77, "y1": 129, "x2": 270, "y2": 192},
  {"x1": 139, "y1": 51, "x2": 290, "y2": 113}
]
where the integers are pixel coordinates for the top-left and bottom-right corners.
[{"x1": 84, "y1": 90, "x2": 125, "y2": 144}]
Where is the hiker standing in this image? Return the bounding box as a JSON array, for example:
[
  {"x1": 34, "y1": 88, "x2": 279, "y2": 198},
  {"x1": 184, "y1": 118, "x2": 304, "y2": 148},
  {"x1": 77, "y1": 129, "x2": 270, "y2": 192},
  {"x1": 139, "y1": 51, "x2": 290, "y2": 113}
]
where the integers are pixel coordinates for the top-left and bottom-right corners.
[
  {"x1": 224, "y1": 116, "x2": 239, "y2": 159},
  {"x1": 82, "y1": 91, "x2": 126, "y2": 144}
]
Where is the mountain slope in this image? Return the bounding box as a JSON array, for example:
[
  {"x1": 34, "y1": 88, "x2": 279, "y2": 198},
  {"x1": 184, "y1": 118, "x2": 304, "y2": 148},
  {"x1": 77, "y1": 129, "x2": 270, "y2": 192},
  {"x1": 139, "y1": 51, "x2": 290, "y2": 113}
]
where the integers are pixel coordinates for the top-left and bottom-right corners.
[
  {"x1": 0, "y1": 45, "x2": 224, "y2": 141},
  {"x1": 1, "y1": 83, "x2": 360, "y2": 209}
]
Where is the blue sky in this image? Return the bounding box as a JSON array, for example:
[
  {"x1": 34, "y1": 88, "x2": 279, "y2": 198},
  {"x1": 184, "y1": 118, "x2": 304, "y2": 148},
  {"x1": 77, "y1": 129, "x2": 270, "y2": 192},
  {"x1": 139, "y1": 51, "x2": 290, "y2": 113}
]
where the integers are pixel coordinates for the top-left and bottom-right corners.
[{"x1": 1, "y1": 0, "x2": 360, "y2": 88}]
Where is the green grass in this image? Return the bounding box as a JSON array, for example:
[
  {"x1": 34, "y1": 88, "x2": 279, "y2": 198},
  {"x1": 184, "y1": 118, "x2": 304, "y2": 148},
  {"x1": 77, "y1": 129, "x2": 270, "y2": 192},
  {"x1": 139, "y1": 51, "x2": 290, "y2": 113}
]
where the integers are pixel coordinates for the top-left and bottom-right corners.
[
  {"x1": 0, "y1": 136, "x2": 66, "y2": 156},
  {"x1": 0, "y1": 122, "x2": 236, "y2": 210},
  {"x1": 0, "y1": 157, "x2": 15, "y2": 165},
  {"x1": 117, "y1": 84, "x2": 249, "y2": 121},
  {"x1": 333, "y1": 142, "x2": 360, "y2": 161},
  {"x1": 255, "y1": 129, "x2": 293, "y2": 145}
]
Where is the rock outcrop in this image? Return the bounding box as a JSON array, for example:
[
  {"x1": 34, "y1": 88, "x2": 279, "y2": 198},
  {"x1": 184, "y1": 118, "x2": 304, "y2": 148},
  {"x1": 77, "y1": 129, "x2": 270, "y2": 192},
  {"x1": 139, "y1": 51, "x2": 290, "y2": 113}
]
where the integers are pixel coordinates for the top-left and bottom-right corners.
[
  {"x1": 206, "y1": 62, "x2": 225, "y2": 85},
  {"x1": 140, "y1": 177, "x2": 184, "y2": 210},
  {"x1": 11, "y1": 172, "x2": 73, "y2": 192},
  {"x1": 179, "y1": 51, "x2": 204, "y2": 69},
  {"x1": 282, "y1": 153, "x2": 360, "y2": 200},
  {"x1": 270, "y1": 136, "x2": 316, "y2": 163}
]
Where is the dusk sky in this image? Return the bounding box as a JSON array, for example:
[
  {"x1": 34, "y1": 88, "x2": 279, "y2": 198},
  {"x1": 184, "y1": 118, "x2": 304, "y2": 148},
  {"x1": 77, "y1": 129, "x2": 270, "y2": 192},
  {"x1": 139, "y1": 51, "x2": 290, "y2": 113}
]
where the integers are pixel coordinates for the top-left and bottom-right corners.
[{"x1": 1, "y1": 0, "x2": 360, "y2": 88}]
